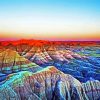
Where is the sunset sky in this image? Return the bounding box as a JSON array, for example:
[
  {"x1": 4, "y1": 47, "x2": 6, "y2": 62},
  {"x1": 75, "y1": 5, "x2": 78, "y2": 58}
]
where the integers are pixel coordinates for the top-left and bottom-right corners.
[{"x1": 0, "y1": 0, "x2": 100, "y2": 41}]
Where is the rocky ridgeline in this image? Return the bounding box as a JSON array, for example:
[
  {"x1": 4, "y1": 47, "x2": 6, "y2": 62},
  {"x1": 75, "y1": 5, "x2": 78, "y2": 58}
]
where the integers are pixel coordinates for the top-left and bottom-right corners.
[
  {"x1": 0, "y1": 66, "x2": 100, "y2": 100},
  {"x1": 23, "y1": 47, "x2": 86, "y2": 65}
]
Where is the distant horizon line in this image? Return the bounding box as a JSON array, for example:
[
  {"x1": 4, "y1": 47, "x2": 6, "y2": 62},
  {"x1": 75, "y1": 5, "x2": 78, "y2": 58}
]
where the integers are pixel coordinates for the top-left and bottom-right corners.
[{"x1": 0, "y1": 39, "x2": 100, "y2": 42}]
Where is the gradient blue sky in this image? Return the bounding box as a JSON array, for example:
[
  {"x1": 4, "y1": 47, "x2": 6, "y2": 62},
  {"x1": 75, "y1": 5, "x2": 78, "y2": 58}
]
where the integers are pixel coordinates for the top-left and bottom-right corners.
[{"x1": 0, "y1": 0, "x2": 100, "y2": 40}]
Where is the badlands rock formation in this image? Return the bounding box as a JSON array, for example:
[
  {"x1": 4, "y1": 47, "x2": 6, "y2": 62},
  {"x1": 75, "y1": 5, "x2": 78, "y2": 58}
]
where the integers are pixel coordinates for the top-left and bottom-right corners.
[{"x1": 0, "y1": 40, "x2": 100, "y2": 100}]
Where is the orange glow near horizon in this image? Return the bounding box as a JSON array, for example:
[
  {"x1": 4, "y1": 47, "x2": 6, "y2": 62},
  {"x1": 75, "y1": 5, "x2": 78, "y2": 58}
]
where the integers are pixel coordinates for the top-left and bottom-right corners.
[{"x1": 0, "y1": 32, "x2": 100, "y2": 41}]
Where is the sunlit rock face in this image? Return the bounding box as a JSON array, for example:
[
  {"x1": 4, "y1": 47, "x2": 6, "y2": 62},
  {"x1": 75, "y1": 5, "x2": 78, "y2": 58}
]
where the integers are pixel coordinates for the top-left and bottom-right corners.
[{"x1": 0, "y1": 66, "x2": 100, "y2": 100}]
